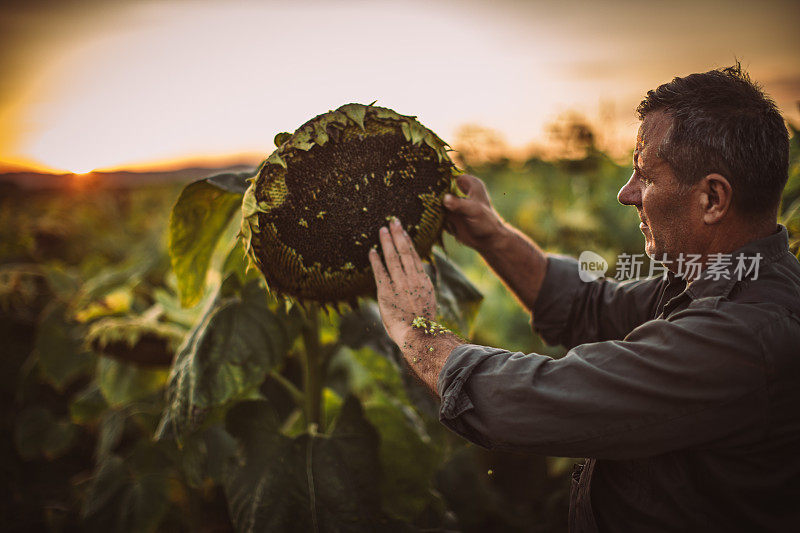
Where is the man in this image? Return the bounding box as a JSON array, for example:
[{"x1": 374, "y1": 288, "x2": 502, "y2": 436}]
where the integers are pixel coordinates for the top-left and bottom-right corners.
[{"x1": 368, "y1": 64, "x2": 800, "y2": 531}]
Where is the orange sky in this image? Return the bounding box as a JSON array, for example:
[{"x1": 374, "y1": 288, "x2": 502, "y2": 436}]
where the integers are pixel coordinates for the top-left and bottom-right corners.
[{"x1": 0, "y1": 0, "x2": 798, "y2": 174}]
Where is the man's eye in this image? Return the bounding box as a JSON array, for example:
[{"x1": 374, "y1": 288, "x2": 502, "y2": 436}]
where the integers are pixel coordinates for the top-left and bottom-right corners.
[{"x1": 633, "y1": 169, "x2": 651, "y2": 185}]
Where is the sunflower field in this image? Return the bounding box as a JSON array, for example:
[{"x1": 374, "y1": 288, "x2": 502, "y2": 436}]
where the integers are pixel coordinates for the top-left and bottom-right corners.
[{"x1": 1, "y1": 119, "x2": 797, "y2": 533}]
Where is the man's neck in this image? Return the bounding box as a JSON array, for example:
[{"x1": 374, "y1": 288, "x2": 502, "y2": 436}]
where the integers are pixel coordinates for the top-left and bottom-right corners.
[
  {"x1": 703, "y1": 219, "x2": 777, "y2": 256},
  {"x1": 681, "y1": 220, "x2": 778, "y2": 284}
]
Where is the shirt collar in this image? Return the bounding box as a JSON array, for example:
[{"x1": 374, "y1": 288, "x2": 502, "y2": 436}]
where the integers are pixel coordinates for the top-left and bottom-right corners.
[{"x1": 684, "y1": 224, "x2": 789, "y2": 300}]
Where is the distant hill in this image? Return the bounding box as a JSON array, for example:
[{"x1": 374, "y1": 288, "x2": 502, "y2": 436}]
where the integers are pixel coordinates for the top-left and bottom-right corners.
[{"x1": 0, "y1": 165, "x2": 256, "y2": 191}]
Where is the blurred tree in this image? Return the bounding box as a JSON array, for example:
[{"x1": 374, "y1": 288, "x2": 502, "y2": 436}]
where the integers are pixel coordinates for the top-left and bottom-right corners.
[
  {"x1": 452, "y1": 124, "x2": 510, "y2": 169},
  {"x1": 545, "y1": 111, "x2": 597, "y2": 160}
]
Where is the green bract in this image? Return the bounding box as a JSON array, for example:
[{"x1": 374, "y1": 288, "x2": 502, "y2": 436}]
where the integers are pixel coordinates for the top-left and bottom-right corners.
[{"x1": 241, "y1": 103, "x2": 463, "y2": 306}]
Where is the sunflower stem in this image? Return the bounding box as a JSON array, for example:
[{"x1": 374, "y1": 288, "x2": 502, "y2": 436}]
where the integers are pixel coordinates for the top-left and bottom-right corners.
[{"x1": 301, "y1": 304, "x2": 324, "y2": 432}]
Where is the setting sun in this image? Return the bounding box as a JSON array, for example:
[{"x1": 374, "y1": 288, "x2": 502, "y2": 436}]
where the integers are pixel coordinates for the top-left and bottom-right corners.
[{"x1": 70, "y1": 167, "x2": 95, "y2": 175}]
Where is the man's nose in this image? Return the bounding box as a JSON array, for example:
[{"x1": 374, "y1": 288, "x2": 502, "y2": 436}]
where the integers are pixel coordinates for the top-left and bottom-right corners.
[{"x1": 617, "y1": 173, "x2": 641, "y2": 206}]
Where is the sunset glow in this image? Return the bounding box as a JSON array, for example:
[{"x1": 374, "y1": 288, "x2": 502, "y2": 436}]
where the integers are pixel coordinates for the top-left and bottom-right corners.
[
  {"x1": 71, "y1": 166, "x2": 95, "y2": 176},
  {"x1": 1, "y1": 0, "x2": 798, "y2": 173}
]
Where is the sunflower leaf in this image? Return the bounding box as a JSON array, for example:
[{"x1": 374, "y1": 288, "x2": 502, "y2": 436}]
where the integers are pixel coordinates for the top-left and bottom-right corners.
[
  {"x1": 35, "y1": 302, "x2": 95, "y2": 391},
  {"x1": 82, "y1": 444, "x2": 172, "y2": 532},
  {"x1": 14, "y1": 406, "x2": 77, "y2": 460},
  {"x1": 223, "y1": 397, "x2": 404, "y2": 532},
  {"x1": 429, "y1": 249, "x2": 483, "y2": 336},
  {"x1": 363, "y1": 393, "x2": 443, "y2": 520},
  {"x1": 206, "y1": 170, "x2": 254, "y2": 195},
  {"x1": 155, "y1": 280, "x2": 296, "y2": 442},
  {"x1": 169, "y1": 175, "x2": 245, "y2": 307},
  {"x1": 97, "y1": 358, "x2": 168, "y2": 408}
]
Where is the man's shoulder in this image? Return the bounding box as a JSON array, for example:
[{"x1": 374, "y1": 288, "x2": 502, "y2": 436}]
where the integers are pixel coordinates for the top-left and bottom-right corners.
[
  {"x1": 726, "y1": 249, "x2": 800, "y2": 318},
  {"x1": 668, "y1": 252, "x2": 800, "y2": 361}
]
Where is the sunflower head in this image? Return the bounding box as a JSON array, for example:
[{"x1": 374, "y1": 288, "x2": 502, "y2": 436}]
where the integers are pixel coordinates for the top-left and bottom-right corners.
[{"x1": 241, "y1": 103, "x2": 462, "y2": 307}]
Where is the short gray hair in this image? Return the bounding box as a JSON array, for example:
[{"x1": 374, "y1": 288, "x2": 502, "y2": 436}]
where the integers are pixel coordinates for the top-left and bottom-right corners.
[{"x1": 637, "y1": 63, "x2": 789, "y2": 217}]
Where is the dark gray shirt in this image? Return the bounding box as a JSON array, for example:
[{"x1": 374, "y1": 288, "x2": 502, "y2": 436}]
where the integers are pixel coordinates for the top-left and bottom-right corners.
[{"x1": 437, "y1": 226, "x2": 800, "y2": 532}]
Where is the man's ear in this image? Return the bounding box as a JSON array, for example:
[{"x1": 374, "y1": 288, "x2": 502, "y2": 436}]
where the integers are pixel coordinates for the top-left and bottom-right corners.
[{"x1": 698, "y1": 173, "x2": 733, "y2": 224}]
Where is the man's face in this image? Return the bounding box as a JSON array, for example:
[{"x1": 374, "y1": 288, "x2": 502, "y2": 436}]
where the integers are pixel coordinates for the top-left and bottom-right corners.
[{"x1": 617, "y1": 110, "x2": 699, "y2": 262}]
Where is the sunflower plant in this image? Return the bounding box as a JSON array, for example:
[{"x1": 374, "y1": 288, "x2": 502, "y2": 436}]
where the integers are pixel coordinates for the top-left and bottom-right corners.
[{"x1": 157, "y1": 103, "x2": 484, "y2": 530}]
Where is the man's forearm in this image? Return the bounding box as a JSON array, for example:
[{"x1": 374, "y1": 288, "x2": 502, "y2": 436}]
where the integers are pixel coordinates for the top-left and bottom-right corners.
[
  {"x1": 477, "y1": 223, "x2": 549, "y2": 313},
  {"x1": 399, "y1": 322, "x2": 464, "y2": 397}
]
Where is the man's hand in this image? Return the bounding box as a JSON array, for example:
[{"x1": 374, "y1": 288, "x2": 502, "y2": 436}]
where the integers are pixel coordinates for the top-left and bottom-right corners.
[
  {"x1": 444, "y1": 173, "x2": 549, "y2": 313},
  {"x1": 368, "y1": 217, "x2": 436, "y2": 347},
  {"x1": 443, "y1": 174, "x2": 506, "y2": 252},
  {"x1": 369, "y1": 217, "x2": 463, "y2": 397}
]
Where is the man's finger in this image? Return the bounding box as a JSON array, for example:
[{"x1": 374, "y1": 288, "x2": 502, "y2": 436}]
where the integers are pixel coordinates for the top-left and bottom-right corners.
[
  {"x1": 455, "y1": 174, "x2": 490, "y2": 204},
  {"x1": 455, "y1": 173, "x2": 473, "y2": 194},
  {"x1": 405, "y1": 230, "x2": 427, "y2": 275},
  {"x1": 389, "y1": 218, "x2": 418, "y2": 276},
  {"x1": 443, "y1": 193, "x2": 479, "y2": 216},
  {"x1": 368, "y1": 247, "x2": 391, "y2": 296},
  {"x1": 379, "y1": 226, "x2": 406, "y2": 287}
]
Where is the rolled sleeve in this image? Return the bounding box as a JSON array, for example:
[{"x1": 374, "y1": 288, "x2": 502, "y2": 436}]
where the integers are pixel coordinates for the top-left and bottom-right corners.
[
  {"x1": 437, "y1": 343, "x2": 518, "y2": 449},
  {"x1": 532, "y1": 255, "x2": 584, "y2": 345}
]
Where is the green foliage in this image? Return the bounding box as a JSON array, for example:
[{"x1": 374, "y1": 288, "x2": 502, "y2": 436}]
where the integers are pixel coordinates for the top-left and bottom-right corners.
[
  {"x1": 781, "y1": 122, "x2": 800, "y2": 256},
  {"x1": 74, "y1": 243, "x2": 163, "y2": 312},
  {"x1": 35, "y1": 301, "x2": 96, "y2": 390},
  {"x1": 180, "y1": 424, "x2": 238, "y2": 488},
  {"x1": 363, "y1": 394, "x2": 443, "y2": 520},
  {"x1": 223, "y1": 397, "x2": 402, "y2": 532},
  {"x1": 156, "y1": 280, "x2": 297, "y2": 441},
  {"x1": 96, "y1": 408, "x2": 127, "y2": 462},
  {"x1": 14, "y1": 406, "x2": 78, "y2": 460},
  {"x1": 70, "y1": 384, "x2": 109, "y2": 424},
  {"x1": 430, "y1": 248, "x2": 483, "y2": 336},
  {"x1": 82, "y1": 444, "x2": 172, "y2": 532},
  {"x1": 223, "y1": 238, "x2": 262, "y2": 287},
  {"x1": 169, "y1": 174, "x2": 247, "y2": 307},
  {"x1": 97, "y1": 358, "x2": 168, "y2": 408}
]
